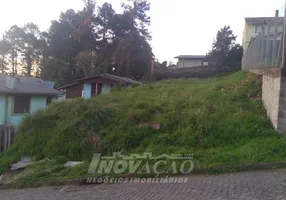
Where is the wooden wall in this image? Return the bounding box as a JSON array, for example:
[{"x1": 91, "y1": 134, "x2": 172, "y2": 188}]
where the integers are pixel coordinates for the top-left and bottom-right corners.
[{"x1": 65, "y1": 83, "x2": 83, "y2": 99}]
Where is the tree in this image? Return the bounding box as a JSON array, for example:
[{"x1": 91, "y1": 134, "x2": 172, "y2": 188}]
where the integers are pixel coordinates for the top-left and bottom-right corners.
[
  {"x1": 0, "y1": 39, "x2": 10, "y2": 74},
  {"x1": 94, "y1": 3, "x2": 115, "y2": 71},
  {"x1": 154, "y1": 60, "x2": 167, "y2": 70},
  {"x1": 2, "y1": 24, "x2": 46, "y2": 76},
  {"x1": 227, "y1": 44, "x2": 243, "y2": 69},
  {"x1": 206, "y1": 26, "x2": 243, "y2": 73},
  {"x1": 108, "y1": 0, "x2": 152, "y2": 79},
  {"x1": 73, "y1": 0, "x2": 97, "y2": 46},
  {"x1": 161, "y1": 61, "x2": 167, "y2": 68},
  {"x1": 0, "y1": 0, "x2": 153, "y2": 83},
  {"x1": 41, "y1": 58, "x2": 70, "y2": 86},
  {"x1": 20, "y1": 23, "x2": 45, "y2": 76},
  {"x1": 42, "y1": 9, "x2": 84, "y2": 84},
  {"x1": 112, "y1": 30, "x2": 152, "y2": 79},
  {"x1": 40, "y1": 0, "x2": 152, "y2": 85},
  {"x1": 75, "y1": 51, "x2": 98, "y2": 76},
  {"x1": 121, "y1": 0, "x2": 151, "y2": 40},
  {"x1": 4, "y1": 25, "x2": 23, "y2": 75},
  {"x1": 96, "y1": 2, "x2": 115, "y2": 43},
  {"x1": 168, "y1": 60, "x2": 175, "y2": 67},
  {"x1": 0, "y1": 40, "x2": 10, "y2": 74},
  {"x1": 42, "y1": 0, "x2": 102, "y2": 84},
  {"x1": 74, "y1": 0, "x2": 100, "y2": 77}
]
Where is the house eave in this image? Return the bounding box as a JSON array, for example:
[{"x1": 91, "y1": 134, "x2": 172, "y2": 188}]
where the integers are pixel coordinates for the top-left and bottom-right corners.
[
  {"x1": 0, "y1": 91, "x2": 63, "y2": 96},
  {"x1": 174, "y1": 55, "x2": 206, "y2": 60}
]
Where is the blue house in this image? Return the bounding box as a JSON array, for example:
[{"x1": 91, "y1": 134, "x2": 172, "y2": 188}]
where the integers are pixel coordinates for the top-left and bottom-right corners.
[
  {"x1": 0, "y1": 75, "x2": 63, "y2": 128},
  {"x1": 59, "y1": 74, "x2": 141, "y2": 100}
]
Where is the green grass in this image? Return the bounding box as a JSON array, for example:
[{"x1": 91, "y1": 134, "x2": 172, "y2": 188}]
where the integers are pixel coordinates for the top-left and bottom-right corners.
[{"x1": 1, "y1": 71, "x2": 286, "y2": 185}]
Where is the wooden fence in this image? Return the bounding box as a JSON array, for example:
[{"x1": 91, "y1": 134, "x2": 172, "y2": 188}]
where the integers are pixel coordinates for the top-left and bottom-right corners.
[
  {"x1": 0, "y1": 125, "x2": 15, "y2": 152},
  {"x1": 242, "y1": 10, "x2": 285, "y2": 71}
]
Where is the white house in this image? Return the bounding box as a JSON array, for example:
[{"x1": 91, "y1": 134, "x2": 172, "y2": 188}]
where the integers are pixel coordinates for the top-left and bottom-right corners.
[
  {"x1": 242, "y1": 16, "x2": 283, "y2": 52},
  {"x1": 174, "y1": 55, "x2": 208, "y2": 68}
]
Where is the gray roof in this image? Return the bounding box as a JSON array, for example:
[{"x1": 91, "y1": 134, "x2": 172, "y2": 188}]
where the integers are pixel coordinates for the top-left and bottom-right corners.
[
  {"x1": 174, "y1": 55, "x2": 206, "y2": 59},
  {"x1": 0, "y1": 74, "x2": 62, "y2": 96}
]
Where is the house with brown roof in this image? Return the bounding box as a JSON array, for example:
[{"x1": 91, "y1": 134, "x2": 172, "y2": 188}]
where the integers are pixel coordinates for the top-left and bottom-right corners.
[{"x1": 59, "y1": 74, "x2": 141, "y2": 100}]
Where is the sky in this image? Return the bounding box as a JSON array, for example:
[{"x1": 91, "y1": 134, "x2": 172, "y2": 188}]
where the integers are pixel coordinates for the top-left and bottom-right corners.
[{"x1": 0, "y1": 0, "x2": 285, "y2": 63}]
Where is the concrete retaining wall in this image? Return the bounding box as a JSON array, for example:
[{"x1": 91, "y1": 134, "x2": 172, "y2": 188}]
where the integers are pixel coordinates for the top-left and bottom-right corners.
[
  {"x1": 262, "y1": 68, "x2": 286, "y2": 133},
  {"x1": 262, "y1": 70, "x2": 281, "y2": 129},
  {"x1": 277, "y1": 68, "x2": 286, "y2": 132}
]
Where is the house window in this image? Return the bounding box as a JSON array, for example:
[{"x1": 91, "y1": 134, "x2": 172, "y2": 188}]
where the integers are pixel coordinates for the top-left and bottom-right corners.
[
  {"x1": 13, "y1": 96, "x2": 30, "y2": 114},
  {"x1": 46, "y1": 96, "x2": 52, "y2": 106},
  {"x1": 203, "y1": 62, "x2": 208, "y2": 66}
]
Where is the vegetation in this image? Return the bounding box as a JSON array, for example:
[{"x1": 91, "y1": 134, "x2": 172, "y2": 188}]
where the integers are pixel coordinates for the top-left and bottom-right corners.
[
  {"x1": 0, "y1": 0, "x2": 152, "y2": 85},
  {"x1": 1, "y1": 71, "x2": 286, "y2": 184},
  {"x1": 0, "y1": 0, "x2": 244, "y2": 86},
  {"x1": 206, "y1": 26, "x2": 243, "y2": 73}
]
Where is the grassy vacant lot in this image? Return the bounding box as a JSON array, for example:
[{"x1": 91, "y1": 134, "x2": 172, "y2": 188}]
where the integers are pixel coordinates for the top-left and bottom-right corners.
[{"x1": 1, "y1": 71, "x2": 286, "y2": 185}]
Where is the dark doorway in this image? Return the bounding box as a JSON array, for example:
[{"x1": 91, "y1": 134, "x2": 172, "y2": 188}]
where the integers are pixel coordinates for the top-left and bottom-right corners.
[{"x1": 91, "y1": 83, "x2": 103, "y2": 96}]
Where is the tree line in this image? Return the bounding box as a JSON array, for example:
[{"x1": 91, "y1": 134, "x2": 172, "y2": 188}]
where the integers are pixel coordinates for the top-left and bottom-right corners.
[
  {"x1": 0, "y1": 0, "x2": 243, "y2": 86},
  {"x1": 0, "y1": 0, "x2": 153, "y2": 86}
]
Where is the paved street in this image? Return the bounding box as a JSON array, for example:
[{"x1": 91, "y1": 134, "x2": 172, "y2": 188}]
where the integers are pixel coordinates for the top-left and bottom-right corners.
[{"x1": 2, "y1": 169, "x2": 286, "y2": 200}]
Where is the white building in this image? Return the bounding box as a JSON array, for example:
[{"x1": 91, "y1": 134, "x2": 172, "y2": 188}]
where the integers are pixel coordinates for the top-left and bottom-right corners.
[{"x1": 174, "y1": 55, "x2": 208, "y2": 68}]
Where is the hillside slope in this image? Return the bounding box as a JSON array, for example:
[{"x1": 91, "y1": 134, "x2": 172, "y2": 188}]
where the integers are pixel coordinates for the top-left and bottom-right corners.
[{"x1": 1, "y1": 71, "x2": 286, "y2": 176}]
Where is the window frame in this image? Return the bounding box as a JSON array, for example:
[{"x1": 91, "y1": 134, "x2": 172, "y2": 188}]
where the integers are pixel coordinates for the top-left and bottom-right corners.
[{"x1": 12, "y1": 95, "x2": 31, "y2": 115}]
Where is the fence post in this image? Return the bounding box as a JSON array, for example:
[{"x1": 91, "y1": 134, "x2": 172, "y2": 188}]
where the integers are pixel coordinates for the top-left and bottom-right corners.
[
  {"x1": 251, "y1": 42, "x2": 255, "y2": 67},
  {"x1": 3, "y1": 126, "x2": 7, "y2": 150},
  {"x1": 276, "y1": 32, "x2": 284, "y2": 68},
  {"x1": 253, "y1": 38, "x2": 257, "y2": 66},
  {"x1": 265, "y1": 21, "x2": 271, "y2": 67},
  {"x1": 256, "y1": 33, "x2": 262, "y2": 68},
  {"x1": 272, "y1": 10, "x2": 279, "y2": 67},
  {"x1": 7, "y1": 126, "x2": 11, "y2": 148},
  {"x1": 261, "y1": 25, "x2": 266, "y2": 67},
  {"x1": 0, "y1": 125, "x2": 15, "y2": 152}
]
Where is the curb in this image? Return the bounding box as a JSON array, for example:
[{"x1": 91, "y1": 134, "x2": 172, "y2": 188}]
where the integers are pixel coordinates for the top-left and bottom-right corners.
[
  {"x1": 1, "y1": 161, "x2": 286, "y2": 189},
  {"x1": 192, "y1": 161, "x2": 286, "y2": 174},
  {"x1": 0, "y1": 178, "x2": 87, "y2": 190}
]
